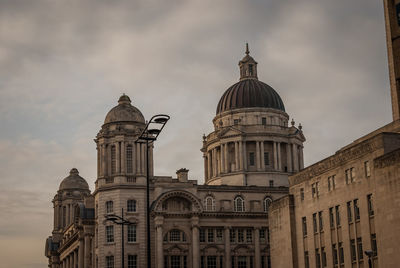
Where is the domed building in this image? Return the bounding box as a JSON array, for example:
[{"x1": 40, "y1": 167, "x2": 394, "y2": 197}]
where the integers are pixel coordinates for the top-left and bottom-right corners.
[
  {"x1": 202, "y1": 44, "x2": 305, "y2": 186},
  {"x1": 45, "y1": 47, "x2": 301, "y2": 268}
]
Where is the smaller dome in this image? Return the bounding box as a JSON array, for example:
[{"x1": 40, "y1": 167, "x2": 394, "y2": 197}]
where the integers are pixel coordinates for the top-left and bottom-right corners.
[
  {"x1": 59, "y1": 168, "x2": 89, "y2": 191},
  {"x1": 104, "y1": 94, "x2": 145, "y2": 125}
]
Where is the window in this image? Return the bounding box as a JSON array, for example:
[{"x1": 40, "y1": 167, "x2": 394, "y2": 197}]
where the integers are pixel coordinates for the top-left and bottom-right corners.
[
  {"x1": 350, "y1": 239, "x2": 356, "y2": 262},
  {"x1": 304, "y1": 251, "x2": 310, "y2": 268},
  {"x1": 249, "y1": 64, "x2": 253, "y2": 75},
  {"x1": 62, "y1": 206, "x2": 66, "y2": 227},
  {"x1": 350, "y1": 167, "x2": 356, "y2": 182},
  {"x1": 338, "y1": 242, "x2": 344, "y2": 265},
  {"x1": 165, "y1": 229, "x2": 186, "y2": 243},
  {"x1": 106, "y1": 225, "x2": 114, "y2": 243},
  {"x1": 128, "y1": 225, "x2": 136, "y2": 243},
  {"x1": 335, "y1": 205, "x2": 341, "y2": 226},
  {"x1": 315, "y1": 249, "x2": 321, "y2": 268},
  {"x1": 234, "y1": 119, "x2": 239, "y2": 125},
  {"x1": 264, "y1": 152, "x2": 269, "y2": 166},
  {"x1": 106, "y1": 201, "x2": 113, "y2": 214},
  {"x1": 347, "y1": 201, "x2": 352, "y2": 223},
  {"x1": 200, "y1": 229, "x2": 206, "y2": 242},
  {"x1": 127, "y1": 200, "x2": 136, "y2": 212},
  {"x1": 321, "y1": 247, "x2": 327, "y2": 267},
  {"x1": 328, "y1": 175, "x2": 336, "y2": 191},
  {"x1": 328, "y1": 177, "x2": 331, "y2": 191},
  {"x1": 269, "y1": 180, "x2": 274, "y2": 187},
  {"x1": 332, "y1": 244, "x2": 338, "y2": 266},
  {"x1": 357, "y1": 237, "x2": 363, "y2": 260},
  {"x1": 329, "y1": 207, "x2": 334, "y2": 228},
  {"x1": 302, "y1": 217, "x2": 307, "y2": 236},
  {"x1": 263, "y1": 197, "x2": 272, "y2": 214},
  {"x1": 106, "y1": 256, "x2": 114, "y2": 268},
  {"x1": 345, "y1": 169, "x2": 350, "y2": 184},
  {"x1": 170, "y1": 230, "x2": 181, "y2": 242},
  {"x1": 246, "y1": 228, "x2": 253, "y2": 243},
  {"x1": 262, "y1": 117, "x2": 267, "y2": 125},
  {"x1": 230, "y1": 229, "x2": 235, "y2": 243},
  {"x1": 318, "y1": 211, "x2": 323, "y2": 231},
  {"x1": 128, "y1": 255, "x2": 137, "y2": 268},
  {"x1": 234, "y1": 196, "x2": 245, "y2": 212},
  {"x1": 371, "y1": 234, "x2": 377, "y2": 256},
  {"x1": 300, "y1": 188, "x2": 304, "y2": 201},
  {"x1": 237, "y1": 229, "x2": 244, "y2": 243},
  {"x1": 259, "y1": 228, "x2": 266, "y2": 241},
  {"x1": 207, "y1": 256, "x2": 217, "y2": 268},
  {"x1": 312, "y1": 182, "x2": 319, "y2": 198},
  {"x1": 353, "y1": 199, "x2": 360, "y2": 221},
  {"x1": 111, "y1": 145, "x2": 116, "y2": 174},
  {"x1": 205, "y1": 196, "x2": 216, "y2": 211},
  {"x1": 126, "y1": 145, "x2": 133, "y2": 173},
  {"x1": 237, "y1": 256, "x2": 247, "y2": 268},
  {"x1": 171, "y1": 256, "x2": 181, "y2": 268},
  {"x1": 367, "y1": 194, "x2": 374, "y2": 216},
  {"x1": 313, "y1": 213, "x2": 317, "y2": 233},
  {"x1": 364, "y1": 161, "x2": 371, "y2": 177},
  {"x1": 207, "y1": 228, "x2": 214, "y2": 243},
  {"x1": 216, "y1": 228, "x2": 223, "y2": 242},
  {"x1": 249, "y1": 152, "x2": 255, "y2": 166}
]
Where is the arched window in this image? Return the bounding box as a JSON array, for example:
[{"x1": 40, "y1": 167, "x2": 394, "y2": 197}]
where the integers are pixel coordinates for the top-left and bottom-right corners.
[
  {"x1": 127, "y1": 199, "x2": 136, "y2": 212},
  {"x1": 204, "y1": 196, "x2": 216, "y2": 211},
  {"x1": 126, "y1": 144, "x2": 133, "y2": 173},
  {"x1": 234, "y1": 196, "x2": 245, "y2": 212},
  {"x1": 263, "y1": 197, "x2": 272, "y2": 214},
  {"x1": 111, "y1": 145, "x2": 116, "y2": 174},
  {"x1": 106, "y1": 200, "x2": 113, "y2": 214},
  {"x1": 163, "y1": 229, "x2": 187, "y2": 243}
]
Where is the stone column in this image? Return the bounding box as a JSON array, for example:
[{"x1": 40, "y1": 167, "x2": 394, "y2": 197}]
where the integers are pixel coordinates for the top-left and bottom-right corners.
[
  {"x1": 141, "y1": 143, "x2": 146, "y2": 175},
  {"x1": 204, "y1": 154, "x2": 208, "y2": 181},
  {"x1": 136, "y1": 143, "x2": 141, "y2": 174},
  {"x1": 207, "y1": 151, "x2": 212, "y2": 179},
  {"x1": 286, "y1": 143, "x2": 292, "y2": 172},
  {"x1": 212, "y1": 149, "x2": 216, "y2": 177},
  {"x1": 234, "y1": 142, "x2": 239, "y2": 171},
  {"x1": 191, "y1": 216, "x2": 200, "y2": 268},
  {"x1": 292, "y1": 144, "x2": 299, "y2": 171},
  {"x1": 71, "y1": 252, "x2": 75, "y2": 268},
  {"x1": 79, "y1": 238, "x2": 84, "y2": 268},
  {"x1": 75, "y1": 249, "x2": 78, "y2": 268},
  {"x1": 242, "y1": 141, "x2": 247, "y2": 170},
  {"x1": 277, "y1": 142, "x2": 281, "y2": 171},
  {"x1": 220, "y1": 144, "x2": 225, "y2": 173},
  {"x1": 256, "y1": 141, "x2": 261, "y2": 170},
  {"x1": 132, "y1": 142, "x2": 136, "y2": 175},
  {"x1": 239, "y1": 141, "x2": 243, "y2": 170},
  {"x1": 116, "y1": 142, "x2": 120, "y2": 173},
  {"x1": 84, "y1": 235, "x2": 90, "y2": 268},
  {"x1": 299, "y1": 146, "x2": 304, "y2": 169},
  {"x1": 224, "y1": 227, "x2": 231, "y2": 268},
  {"x1": 121, "y1": 141, "x2": 126, "y2": 174},
  {"x1": 149, "y1": 143, "x2": 154, "y2": 177},
  {"x1": 260, "y1": 141, "x2": 265, "y2": 170},
  {"x1": 255, "y1": 228, "x2": 261, "y2": 268},
  {"x1": 217, "y1": 148, "x2": 221, "y2": 176},
  {"x1": 101, "y1": 144, "x2": 106, "y2": 177},
  {"x1": 66, "y1": 255, "x2": 70, "y2": 268},
  {"x1": 155, "y1": 216, "x2": 164, "y2": 268},
  {"x1": 273, "y1": 142, "x2": 278, "y2": 170},
  {"x1": 224, "y1": 143, "x2": 229, "y2": 172},
  {"x1": 107, "y1": 145, "x2": 112, "y2": 176}
]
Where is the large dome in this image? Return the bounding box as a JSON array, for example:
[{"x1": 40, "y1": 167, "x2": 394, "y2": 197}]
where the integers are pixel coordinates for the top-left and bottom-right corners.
[
  {"x1": 104, "y1": 94, "x2": 145, "y2": 125},
  {"x1": 216, "y1": 79, "x2": 285, "y2": 115},
  {"x1": 59, "y1": 168, "x2": 89, "y2": 191}
]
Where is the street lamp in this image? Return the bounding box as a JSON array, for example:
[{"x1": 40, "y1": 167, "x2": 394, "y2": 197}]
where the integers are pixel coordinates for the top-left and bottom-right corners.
[
  {"x1": 136, "y1": 114, "x2": 170, "y2": 268},
  {"x1": 104, "y1": 208, "x2": 135, "y2": 268},
  {"x1": 364, "y1": 250, "x2": 373, "y2": 268}
]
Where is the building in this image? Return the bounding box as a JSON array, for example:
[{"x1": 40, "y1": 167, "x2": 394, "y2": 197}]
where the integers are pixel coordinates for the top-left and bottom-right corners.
[
  {"x1": 45, "y1": 45, "x2": 303, "y2": 268},
  {"x1": 269, "y1": 1, "x2": 400, "y2": 267}
]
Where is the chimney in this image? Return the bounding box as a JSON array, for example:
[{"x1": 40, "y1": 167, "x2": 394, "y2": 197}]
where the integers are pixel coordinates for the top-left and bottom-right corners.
[{"x1": 176, "y1": 168, "x2": 189, "y2": 182}]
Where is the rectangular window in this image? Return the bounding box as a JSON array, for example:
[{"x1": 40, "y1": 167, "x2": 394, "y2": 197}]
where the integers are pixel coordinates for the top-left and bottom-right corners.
[
  {"x1": 315, "y1": 249, "x2": 321, "y2": 268},
  {"x1": 269, "y1": 180, "x2": 274, "y2": 187},
  {"x1": 216, "y1": 228, "x2": 223, "y2": 242},
  {"x1": 230, "y1": 229, "x2": 235, "y2": 243},
  {"x1": 200, "y1": 228, "x2": 206, "y2": 242},
  {"x1": 171, "y1": 256, "x2": 181, "y2": 268},
  {"x1": 237, "y1": 256, "x2": 247, "y2": 268},
  {"x1": 371, "y1": 234, "x2": 378, "y2": 256},
  {"x1": 339, "y1": 242, "x2": 344, "y2": 264},
  {"x1": 313, "y1": 213, "x2": 317, "y2": 233},
  {"x1": 237, "y1": 229, "x2": 244, "y2": 243},
  {"x1": 367, "y1": 194, "x2": 374, "y2": 216},
  {"x1": 262, "y1": 117, "x2": 267, "y2": 125},
  {"x1": 264, "y1": 152, "x2": 269, "y2": 166},
  {"x1": 259, "y1": 228, "x2": 266, "y2": 240},
  {"x1": 126, "y1": 145, "x2": 133, "y2": 173},
  {"x1": 357, "y1": 237, "x2": 363, "y2": 260},
  {"x1": 321, "y1": 247, "x2": 327, "y2": 267},
  {"x1": 332, "y1": 175, "x2": 336, "y2": 189},
  {"x1": 300, "y1": 188, "x2": 304, "y2": 201},
  {"x1": 302, "y1": 217, "x2": 307, "y2": 236},
  {"x1": 127, "y1": 225, "x2": 136, "y2": 243},
  {"x1": 335, "y1": 205, "x2": 341, "y2": 226},
  {"x1": 246, "y1": 228, "x2": 253, "y2": 243},
  {"x1": 207, "y1": 228, "x2": 214, "y2": 243},
  {"x1": 312, "y1": 183, "x2": 316, "y2": 197},
  {"x1": 127, "y1": 200, "x2": 136, "y2": 212},
  {"x1": 231, "y1": 256, "x2": 235, "y2": 268},
  {"x1": 350, "y1": 239, "x2": 356, "y2": 262},
  {"x1": 345, "y1": 169, "x2": 350, "y2": 184},
  {"x1": 207, "y1": 256, "x2": 217, "y2": 268},
  {"x1": 201, "y1": 256, "x2": 205, "y2": 268},
  {"x1": 249, "y1": 152, "x2": 255, "y2": 166},
  {"x1": 350, "y1": 167, "x2": 356, "y2": 182},
  {"x1": 106, "y1": 225, "x2": 114, "y2": 243},
  {"x1": 364, "y1": 161, "x2": 371, "y2": 177},
  {"x1": 328, "y1": 177, "x2": 331, "y2": 191},
  {"x1": 332, "y1": 244, "x2": 338, "y2": 266},
  {"x1": 318, "y1": 211, "x2": 323, "y2": 232},
  {"x1": 347, "y1": 201, "x2": 353, "y2": 223},
  {"x1": 106, "y1": 256, "x2": 114, "y2": 268},
  {"x1": 128, "y1": 255, "x2": 137, "y2": 268},
  {"x1": 170, "y1": 230, "x2": 181, "y2": 242},
  {"x1": 106, "y1": 201, "x2": 113, "y2": 214},
  {"x1": 234, "y1": 119, "x2": 239, "y2": 125},
  {"x1": 354, "y1": 199, "x2": 360, "y2": 221},
  {"x1": 304, "y1": 251, "x2": 310, "y2": 268},
  {"x1": 329, "y1": 207, "x2": 334, "y2": 228}
]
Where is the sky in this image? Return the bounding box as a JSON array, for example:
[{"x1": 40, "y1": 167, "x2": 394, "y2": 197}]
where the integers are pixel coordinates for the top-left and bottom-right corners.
[{"x1": 0, "y1": 0, "x2": 392, "y2": 267}]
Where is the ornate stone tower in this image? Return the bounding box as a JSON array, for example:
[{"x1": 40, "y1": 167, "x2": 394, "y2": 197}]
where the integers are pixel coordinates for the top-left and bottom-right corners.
[
  {"x1": 201, "y1": 45, "x2": 306, "y2": 186},
  {"x1": 94, "y1": 94, "x2": 152, "y2": 268}
]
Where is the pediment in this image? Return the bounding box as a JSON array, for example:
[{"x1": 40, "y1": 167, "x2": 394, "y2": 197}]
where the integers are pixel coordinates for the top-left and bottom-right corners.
[{"x1": 217, "y1": 127, "x2": 244, "y2": 138}]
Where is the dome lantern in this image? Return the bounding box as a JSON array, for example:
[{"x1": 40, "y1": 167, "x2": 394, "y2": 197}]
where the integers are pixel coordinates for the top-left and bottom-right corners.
[{"x1": 239, "y1": 43, "x2": 258, "y2": 81}]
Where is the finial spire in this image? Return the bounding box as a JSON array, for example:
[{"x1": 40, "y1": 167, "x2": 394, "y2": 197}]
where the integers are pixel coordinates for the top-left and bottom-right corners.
[{"x1": 245, "y1": 43, "x2": 249, "y2": 55}]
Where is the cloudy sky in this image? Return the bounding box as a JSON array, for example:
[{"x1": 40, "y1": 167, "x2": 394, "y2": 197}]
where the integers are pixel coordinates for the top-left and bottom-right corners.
[{"x1": 0, "y1": 0, "x2": 392, "y2": 267}]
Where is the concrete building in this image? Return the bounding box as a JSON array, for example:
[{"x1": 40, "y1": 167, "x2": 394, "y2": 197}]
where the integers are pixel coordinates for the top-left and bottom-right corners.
[{"x1": 45, "y1": 46, "x2": 301, "y2": 268}]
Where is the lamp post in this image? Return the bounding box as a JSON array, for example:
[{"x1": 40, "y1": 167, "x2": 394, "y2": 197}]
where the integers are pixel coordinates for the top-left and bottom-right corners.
[
  {"x1": 364, "y1": 250, "x2": 373, "y2": 268},
  {"x1": 136, "y1": 114, "x2": 170, "y2": 268},
  {"x1": 104, "y1": 208, "x2": 135, "y2": 268}
]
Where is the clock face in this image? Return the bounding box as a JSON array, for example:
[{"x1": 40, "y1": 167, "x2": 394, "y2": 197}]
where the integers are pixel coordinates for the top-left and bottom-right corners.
[{"x1": 396, "y1": 3, "x2": 400, "y2": 26}]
